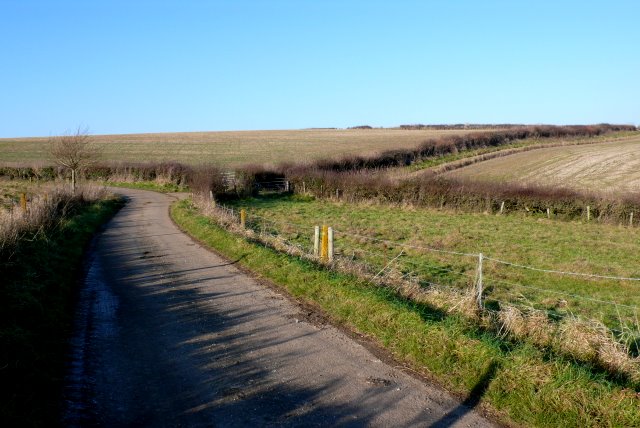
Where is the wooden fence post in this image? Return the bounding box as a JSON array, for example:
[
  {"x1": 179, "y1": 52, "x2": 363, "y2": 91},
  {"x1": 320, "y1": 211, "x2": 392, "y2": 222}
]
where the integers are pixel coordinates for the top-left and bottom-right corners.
[
  {"x1": 328, "y1": 227, "x2": 334, "y2": 261},
  {"x1": 20, "y1": 193, "x2": 27, "y2": 212},
  {"x1": 630, "y1": 212, "x2": 634, "y2": 227},
  {"x1": 313, "y1": 226, "x2": 320, "y2": 256},
  {"x1": 321, "y1": 225, "x2": 329, "y2": 260},
  {"x1": 475, "y1": 253, "x2": 483, "y2": 310},
  {"x1": 240, "y1": 209, "x2": 246, "y2": 228}
]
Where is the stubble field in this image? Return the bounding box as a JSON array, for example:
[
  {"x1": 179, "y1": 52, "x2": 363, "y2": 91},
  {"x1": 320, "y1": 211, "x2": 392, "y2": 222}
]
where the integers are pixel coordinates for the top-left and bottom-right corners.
[{"x1": 0, "y1": 128, "x2": 483, "y2": 167}]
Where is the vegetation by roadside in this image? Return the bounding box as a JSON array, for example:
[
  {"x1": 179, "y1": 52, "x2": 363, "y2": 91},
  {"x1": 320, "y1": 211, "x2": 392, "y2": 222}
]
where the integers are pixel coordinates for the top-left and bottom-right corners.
[
  {"x1": 171, "y1": 198, "x2": 640, "y2": 428},
  {"x1": 103, "y1": 180, "x2": 188, "y2": 193},
  {"x1": 0, "y1": 184, "x2": 123, "y2": 427}
]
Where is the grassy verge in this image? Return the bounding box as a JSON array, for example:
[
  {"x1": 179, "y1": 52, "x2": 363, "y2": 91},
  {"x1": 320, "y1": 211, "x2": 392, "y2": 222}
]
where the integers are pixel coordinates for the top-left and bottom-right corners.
[
  {"x1": 0, "y1": 196, "x2": 124, "y2": 427},
  {"x1": 171, "y1": 199, "x2": 640, "y2": 427}
]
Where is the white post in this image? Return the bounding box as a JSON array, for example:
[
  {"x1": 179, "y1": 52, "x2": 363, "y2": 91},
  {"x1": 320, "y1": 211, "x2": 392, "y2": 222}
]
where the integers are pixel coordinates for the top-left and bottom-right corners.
[
  {"x1": 499, "y1": 201, "x2": 505, "y2": 215},
  {"x1": 546, "y1": 207, "x2": 550, "y2": 219},
  {"x1": 209, "y1": 190, "x2": 213, "y2": 200},
  {"x1": 313, "y1": 226, "x2": 320, "y2": 256},
  {"x1": 630, "y1": 212, "x2": 634, "y2": 227},
  {"x1": 302, "y1": 181, "x2": 306, "y2": 194},
  {"x1": 328, "y1": 227, "x2": 334, "y2": 261},
  {"x1": 476, "y1": 253, "x2": 483, "y2": 310},
  {"x1": 285, "y1": 181, "x2": 290, "y2": 192},
  {"x1": 587, "y1": 205, "x2": 591, "y2": 222}
]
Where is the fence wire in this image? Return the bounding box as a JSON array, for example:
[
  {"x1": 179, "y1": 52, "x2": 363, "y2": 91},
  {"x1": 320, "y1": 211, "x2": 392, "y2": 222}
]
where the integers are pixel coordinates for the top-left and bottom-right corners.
[{"x1": 212, "y1": 201, "x2": 640, "y2": 334}]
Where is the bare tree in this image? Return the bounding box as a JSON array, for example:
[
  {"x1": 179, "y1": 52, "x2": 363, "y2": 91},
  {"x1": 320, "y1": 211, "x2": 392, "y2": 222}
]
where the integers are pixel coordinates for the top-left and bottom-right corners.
[{"x1": 49, "y1": 128, "x2": 100, "y2": 193}]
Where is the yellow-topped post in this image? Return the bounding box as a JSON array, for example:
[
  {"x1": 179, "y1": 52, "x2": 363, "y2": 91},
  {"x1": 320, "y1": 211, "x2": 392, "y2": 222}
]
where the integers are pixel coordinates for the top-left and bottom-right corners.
[{"x1": 321, "y1": 225, "x2": 329, "y2": 260}]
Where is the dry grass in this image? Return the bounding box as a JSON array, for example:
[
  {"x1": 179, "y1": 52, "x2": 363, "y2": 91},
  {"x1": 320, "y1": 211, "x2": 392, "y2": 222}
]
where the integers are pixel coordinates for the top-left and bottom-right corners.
[
  {"x1": 447, "y1": 137, "x2": 640, "y2": 194},
  {"x1": 0, "y1": 128, "x2": 489, "y2": 167},
  {"x1": 0, "y1": 183, "x2": 110, "y2": 254}
]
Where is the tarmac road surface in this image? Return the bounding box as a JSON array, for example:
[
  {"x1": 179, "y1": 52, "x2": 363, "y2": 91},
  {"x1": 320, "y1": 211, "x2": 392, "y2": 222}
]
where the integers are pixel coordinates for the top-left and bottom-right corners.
[{"x1": 62, "y1": 187, "x2": 496, "y2": 428}]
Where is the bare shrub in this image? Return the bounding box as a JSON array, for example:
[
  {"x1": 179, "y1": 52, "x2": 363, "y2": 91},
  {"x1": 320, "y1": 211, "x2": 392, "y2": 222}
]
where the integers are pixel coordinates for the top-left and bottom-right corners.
[
  {"x1": 187, "y1": 165, "x2": 225, "y2": 197},
  {"x1": 49, "y1": 128, "x2": 101, "y2": 193}
]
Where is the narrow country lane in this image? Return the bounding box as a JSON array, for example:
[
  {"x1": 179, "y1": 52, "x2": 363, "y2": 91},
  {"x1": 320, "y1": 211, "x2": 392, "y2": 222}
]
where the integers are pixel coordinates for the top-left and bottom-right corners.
[{"x1": 62, "y1": 188, "x2": 496, "y2": 428}]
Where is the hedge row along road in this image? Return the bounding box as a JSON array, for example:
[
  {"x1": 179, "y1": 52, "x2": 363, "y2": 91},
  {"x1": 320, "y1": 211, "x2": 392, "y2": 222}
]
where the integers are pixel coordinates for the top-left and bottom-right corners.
[{"x1": 62, "y1": 187, "x2": 494, "y2": 427}]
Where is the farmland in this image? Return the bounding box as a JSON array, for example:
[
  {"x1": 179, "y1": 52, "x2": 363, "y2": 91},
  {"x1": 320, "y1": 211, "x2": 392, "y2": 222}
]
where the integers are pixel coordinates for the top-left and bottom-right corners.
[
  {"x1": 0, "y1": 128, "x2": 486, "y2": 167},
  {"x1": 3, "y1": 125, "x2": 640, "y2": 427},
  {"x1": 221, "y1": 193, "x2": 640, "y2": 335},
  {"x1": 446, "y1": 136, "x2": 640, "y2": 194}
]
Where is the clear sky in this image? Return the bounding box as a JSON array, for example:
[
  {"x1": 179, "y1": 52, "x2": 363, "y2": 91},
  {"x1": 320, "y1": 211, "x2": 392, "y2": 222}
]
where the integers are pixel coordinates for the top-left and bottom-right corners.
[{"x1": 1, "y1": 0, "x2": 638, "y2": 137}]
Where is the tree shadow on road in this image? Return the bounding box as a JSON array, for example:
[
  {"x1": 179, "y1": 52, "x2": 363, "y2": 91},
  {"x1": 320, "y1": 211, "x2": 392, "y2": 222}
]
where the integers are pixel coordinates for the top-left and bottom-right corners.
[{"x1": 64, "y1": 233, "x2": 439, "y2": 427}]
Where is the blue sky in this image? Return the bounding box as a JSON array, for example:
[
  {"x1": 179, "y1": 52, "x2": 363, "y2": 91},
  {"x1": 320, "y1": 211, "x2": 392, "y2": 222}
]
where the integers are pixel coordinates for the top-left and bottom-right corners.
[{"x1": 1, "y1": 0, "x2": 638, "y2": 137}]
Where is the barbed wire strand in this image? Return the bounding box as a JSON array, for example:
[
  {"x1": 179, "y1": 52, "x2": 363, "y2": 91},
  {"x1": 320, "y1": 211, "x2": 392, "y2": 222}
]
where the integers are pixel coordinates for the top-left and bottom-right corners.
[{"x1": 484, "y1": 256, "x2": 640, "y2": 282}]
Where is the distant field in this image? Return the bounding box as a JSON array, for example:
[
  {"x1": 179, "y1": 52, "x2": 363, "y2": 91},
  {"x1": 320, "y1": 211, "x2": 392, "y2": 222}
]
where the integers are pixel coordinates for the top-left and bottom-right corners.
[
  {"x1": 446, "y1": 137, "x2": 640, "y2": 194},
  {"x1": 0, "y1": 128, "x2": 483, "y2": 167}
]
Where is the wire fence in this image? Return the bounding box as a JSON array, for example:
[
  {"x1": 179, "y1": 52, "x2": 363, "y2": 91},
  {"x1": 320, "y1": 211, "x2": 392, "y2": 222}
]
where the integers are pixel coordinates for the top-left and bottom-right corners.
[{"x1": 211, "y1": 201, "x2": 640, "y2": 342}]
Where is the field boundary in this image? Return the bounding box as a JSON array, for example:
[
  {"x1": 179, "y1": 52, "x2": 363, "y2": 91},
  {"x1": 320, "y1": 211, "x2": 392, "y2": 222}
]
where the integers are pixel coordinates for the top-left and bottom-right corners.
[{"x1": 215, "y1": 201, "x2": 640, "y2": 318}]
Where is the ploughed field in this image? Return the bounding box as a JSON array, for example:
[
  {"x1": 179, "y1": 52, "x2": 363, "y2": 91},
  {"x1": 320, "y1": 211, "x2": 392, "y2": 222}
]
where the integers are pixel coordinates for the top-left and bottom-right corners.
[
  {"x1": 0, "y1": 128, "x2": 484, "y2": 167},
  {"x1": 446, "y1": 137, "x2": 640, "y2": 194}
]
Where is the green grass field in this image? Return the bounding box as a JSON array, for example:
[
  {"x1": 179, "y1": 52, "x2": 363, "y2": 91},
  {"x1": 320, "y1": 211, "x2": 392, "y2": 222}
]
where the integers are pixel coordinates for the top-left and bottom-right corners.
[
  {"x1": 446, "y1": 136, "x2": 640, "y2": 194},
  {"x1": 223, "y1": 194, "x2": 640, "y2": 337},
  {"x1": 0, "y1": 128, "x2": 483, "y2": 167}
]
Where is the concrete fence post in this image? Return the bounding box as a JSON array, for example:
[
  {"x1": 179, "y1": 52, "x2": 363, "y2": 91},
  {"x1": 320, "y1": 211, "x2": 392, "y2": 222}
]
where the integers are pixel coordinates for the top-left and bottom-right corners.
[
  {"x1": 313, "y1": 226, "x2": 320, "y2": 256},
  {"x1": 328, "y1": 227, "x2": 334, "y2": 261}
]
